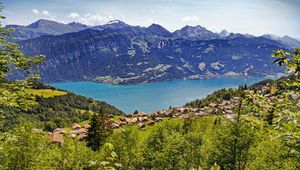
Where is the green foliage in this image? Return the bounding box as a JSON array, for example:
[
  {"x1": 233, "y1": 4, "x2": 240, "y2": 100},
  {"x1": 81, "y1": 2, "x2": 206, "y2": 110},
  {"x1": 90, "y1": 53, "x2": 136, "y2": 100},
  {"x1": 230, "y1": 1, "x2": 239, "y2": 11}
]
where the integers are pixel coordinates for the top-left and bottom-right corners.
[
  {"x1": 87, "y1": 108, "x2": 112, "y2": 151},
  {"x1": 0, "y1": 90, "x2": 124, "y2": 132},
  {"x1": 0, "y1": 5, "x2": 45, "y2": 109},
  {"x1": 273, "y1": 48, "x2": 300, "y2": 75},
  {"x1": 185, "y1": 88, "x2": 240, "y2": 108},
  {"x1": 211, "y1": 118, "x2": 255, "y2": 169},
  {"x1": 0, "y1": 123, "x2": 48, "y2": 170}
]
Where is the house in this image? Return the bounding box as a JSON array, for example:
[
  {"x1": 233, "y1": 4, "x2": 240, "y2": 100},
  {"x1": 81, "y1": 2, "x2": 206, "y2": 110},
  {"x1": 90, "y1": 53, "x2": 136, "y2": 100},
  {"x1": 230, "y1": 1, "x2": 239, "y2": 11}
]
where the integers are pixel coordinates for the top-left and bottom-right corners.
[
  {"x1": 138, "y1": 116, "x2": 148, "y2": 122},
  {"x1": 208, "y1": 103, "x2": 217, "y2": 108},
  {"x1": 78, "y1": 134, "x2": 87, "y2": 141},
  {"x1": 112, "y1": 123, "x2": 120, "y2": 129},
  {"x1": 194, "y1": 111, "x2": 206, "y2": 117},
  {"x1": 119, "y1": 116, "x2": 126, "y2": 121},
  {"x1": 138, "y1": 122, "x2": 146, "y2": 130},
  {"x1": 137, "y1": 112, "x2": 147, "y2": 117},
  {"x1": 53, "y1": 128, "x2": 66, "y2": 134},
  {"x1": 147, "y1": 120, "x2": 155, "y2": 126},
  {"x1": 125, "y1": 114, "x2": 133, "y2": 118},
  {"x1": 82, "y1": 123, "x2": 91, "y2": 129},
  {"x1": 151, "y1": 112, "x2": 159, "y2": 117},
  {"x1": 50, "y1": 132, "x2": 64, "y2": 144},
  {"x1": 125, "y1": 118, "x2": 133, "y2": 124},
  {"x1": 155, "y1": 117, "x2": 163, "y2": 122},
  {"x1": 131, "y1": 117, "x2": 138, "y2": 123},
  {"x1": 71, "y1": 123, "x2": 81, "y2": 130}
]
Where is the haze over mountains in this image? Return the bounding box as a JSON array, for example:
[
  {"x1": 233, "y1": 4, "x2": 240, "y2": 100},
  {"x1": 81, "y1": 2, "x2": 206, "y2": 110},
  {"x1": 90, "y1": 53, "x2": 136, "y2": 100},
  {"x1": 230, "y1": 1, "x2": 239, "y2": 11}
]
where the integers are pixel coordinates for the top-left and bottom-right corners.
[{"x1": 7, "y1": 19, "x2": 300, "y2": 84}]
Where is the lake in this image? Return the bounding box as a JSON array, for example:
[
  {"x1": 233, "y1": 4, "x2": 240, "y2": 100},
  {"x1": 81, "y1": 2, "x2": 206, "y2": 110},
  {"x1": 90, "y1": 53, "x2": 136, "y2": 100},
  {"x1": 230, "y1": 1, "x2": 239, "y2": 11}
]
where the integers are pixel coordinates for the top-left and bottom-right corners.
[{"x1": 51, "y1": 77, "x2": 265, "y2": 113}]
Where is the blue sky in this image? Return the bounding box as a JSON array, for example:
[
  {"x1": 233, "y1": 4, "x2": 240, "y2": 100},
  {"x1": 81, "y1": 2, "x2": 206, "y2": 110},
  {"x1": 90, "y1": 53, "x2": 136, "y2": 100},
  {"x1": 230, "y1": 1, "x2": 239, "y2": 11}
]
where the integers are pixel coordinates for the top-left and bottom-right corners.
[{"x1": 1, "y1": 0, "x2": 300, "y2": 38}]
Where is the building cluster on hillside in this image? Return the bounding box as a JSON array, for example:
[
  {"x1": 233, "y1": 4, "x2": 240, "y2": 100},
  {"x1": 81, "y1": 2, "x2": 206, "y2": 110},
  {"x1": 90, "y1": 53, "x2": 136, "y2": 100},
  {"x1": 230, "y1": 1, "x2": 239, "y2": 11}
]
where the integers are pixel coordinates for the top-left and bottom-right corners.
[
  {"x1": 48, "y1": 97, "x2": 243, "y2": 144},
  {"x1": 48, "y1": 82, "x2": 300, "y2": 144},
  {"x1": 110, "y1": 96, "x2": 241, "y2": 130},
  {"x1": 49, "y1": 123, "x2": 90, "y2": 144}
]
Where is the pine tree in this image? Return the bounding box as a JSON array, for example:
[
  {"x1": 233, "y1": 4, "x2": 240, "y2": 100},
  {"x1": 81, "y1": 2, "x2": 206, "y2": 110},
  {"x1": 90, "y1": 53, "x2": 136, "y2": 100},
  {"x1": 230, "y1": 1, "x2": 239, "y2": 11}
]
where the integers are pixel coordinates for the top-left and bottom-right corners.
[{"x1": 86, "y1": 107, "x2": 112, "y2": 151}]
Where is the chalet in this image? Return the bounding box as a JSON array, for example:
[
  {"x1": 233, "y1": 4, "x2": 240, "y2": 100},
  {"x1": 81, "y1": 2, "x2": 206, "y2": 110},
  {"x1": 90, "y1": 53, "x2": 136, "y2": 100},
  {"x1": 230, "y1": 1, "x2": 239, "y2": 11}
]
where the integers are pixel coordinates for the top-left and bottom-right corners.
[
  {"x1": 208, "y1": 103, "x2": 217, "y2": 108},
  {"x1": 131, "y1": 117, "x2": 138, "y2": 123},
  {"x1": 137, "y1": 112, "x2": 147, "y2": 117},
  {"x1": 78, "y1": 134, "x2": 87, "y2": 141},
  {"x1": 82, "y1": 123, "x2": 91, "y2": 129},
  {"x1": 179, "y1": 114, "x2": 189, "y2": 119},
  {"x1": 119, "y1": 116, "x2": 126, "y2": 121},
  {"x1": 112, "y1": 123, "x2": 120, "y2": 129},
  {"x1": 71, "y1": 123, "x2": 81, "y2": 130},
  {"x1": 50, "y1": 132, "x2": 64, "y2": 144},
  {"x1": 194, "y1": 111, "x2": 206, "y2": 117},
  {"x1": 125, "y1": 118, "x2": 133, "y2": 124},
  {"x1": 290, "y1": 93, "x2": 299, "y2": 100},
  {"x1": 53, "y1": 128, "x2": 66, "y2": 134},
  {"x1": 155, "y1": 117, "x2": 163, "y2": 122},
  {"x1": 138, "y1": 116, "x2": 148, "y2": 122},
  {"x1": 138, "y1": 122, "x2": 146, "y2": 130},
  {"x1": 125, "y1": 114, "x2": 133, "y2": 118},
  {"x1": 224, "y1": 114, "x2": 236, "y2": 119},
  {"x1": 147, "y1": 120, "x2": 155, "y2": 126},
  {"x1": 151, "y1": 111, "x2": 159, "y2": 117},
  {"x1": 187, "y1": 108, "x2": 199, "y2": 112}
]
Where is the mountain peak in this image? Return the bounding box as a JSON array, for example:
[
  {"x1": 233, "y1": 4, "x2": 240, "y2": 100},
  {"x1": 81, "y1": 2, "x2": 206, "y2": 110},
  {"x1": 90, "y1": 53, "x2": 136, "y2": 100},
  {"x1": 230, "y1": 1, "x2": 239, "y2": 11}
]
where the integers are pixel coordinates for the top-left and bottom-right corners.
[
  {"x1": 107, "y1": 19, "x2": 126, "y2": 25},
  {"x1": 68, "y1": 22, "x2": 88, "y2": 29},
  {"x1": 91, "y1": 20, "x2": 129, "y2": 31},
  {"x1": 174, "y1": 25, "x2": 219, "y2": 40},
  {"x1": 146, "y1": 23, "x2": 171, "y2": 37},
  {"x1": 27, "y1": 19, "x2": 55, "y2": 28},
  {"x1": 219, "y1": 29, "x2": 230, "y2": 37},
  {"x1": 282, "y1": 35, "x2": 293, "y2": 40},
  {"x1": 25, "y1": 19, "x2": 86, "y2": 36}
]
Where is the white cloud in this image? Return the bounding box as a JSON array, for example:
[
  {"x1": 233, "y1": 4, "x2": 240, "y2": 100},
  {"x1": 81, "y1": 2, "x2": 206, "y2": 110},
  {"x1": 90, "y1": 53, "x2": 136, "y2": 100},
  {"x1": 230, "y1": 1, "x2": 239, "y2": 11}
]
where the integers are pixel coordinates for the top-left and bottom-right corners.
[
  {"x1": 31, "y1": 9, "x2": 56, "y2": 21},
  {"x1": 150, "y1": 9, "x2": 155, "y2": 13},
  {"x1": 182, "y1": 16, "x2": 199, "y2": 22},
  {"x1": 67, "y1": 12, "x2": 80, "y2": 19},
  {"x1": 72, "y1": 13, "x2": 121, "y2": 25},
  {"x1": 32, "y1": 9, "x2": 40, "y2": 15},
  {"x1": 147, "y1": 18, "x2": 154, "y2": 24},
  {"x1": 42, "y1": 10, "x2": 50, "y2": 16}
]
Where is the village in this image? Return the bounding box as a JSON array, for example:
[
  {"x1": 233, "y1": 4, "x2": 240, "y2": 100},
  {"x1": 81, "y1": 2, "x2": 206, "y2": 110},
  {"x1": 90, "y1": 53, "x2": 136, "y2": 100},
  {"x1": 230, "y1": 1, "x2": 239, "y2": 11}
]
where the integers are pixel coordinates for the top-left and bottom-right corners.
[
  {"x1": 48, "y1": 83, "x2": 300, "y2": 145},
  {"x1": 48, "y1": 94, "x2": 243, "y2": 144}
]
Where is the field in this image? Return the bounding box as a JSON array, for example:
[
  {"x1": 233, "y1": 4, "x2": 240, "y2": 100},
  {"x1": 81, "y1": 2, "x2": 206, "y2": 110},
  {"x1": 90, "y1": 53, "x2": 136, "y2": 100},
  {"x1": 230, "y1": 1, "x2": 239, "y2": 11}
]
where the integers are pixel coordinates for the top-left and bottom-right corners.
[{"x1": 26, "y1": 89, "x2": 67, "y2": 98}]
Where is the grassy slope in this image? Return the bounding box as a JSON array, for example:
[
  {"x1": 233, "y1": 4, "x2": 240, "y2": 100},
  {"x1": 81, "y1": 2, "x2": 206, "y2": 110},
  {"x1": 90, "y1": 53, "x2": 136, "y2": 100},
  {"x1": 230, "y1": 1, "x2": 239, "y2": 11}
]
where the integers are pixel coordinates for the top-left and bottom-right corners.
[
  {"x1": 25, "y1": 89, "x2": 67, "y2": 98},
  {"x1": 0, "y1": 82, "x2": 124, "y2": 132}
]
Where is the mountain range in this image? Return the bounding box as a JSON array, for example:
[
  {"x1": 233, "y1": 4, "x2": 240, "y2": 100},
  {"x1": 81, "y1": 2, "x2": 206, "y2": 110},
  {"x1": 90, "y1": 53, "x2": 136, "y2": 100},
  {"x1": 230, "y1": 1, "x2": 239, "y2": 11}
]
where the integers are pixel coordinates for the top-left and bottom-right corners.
[{"x1": 7, "y1": 19, "x2": 300, "y2": 84}]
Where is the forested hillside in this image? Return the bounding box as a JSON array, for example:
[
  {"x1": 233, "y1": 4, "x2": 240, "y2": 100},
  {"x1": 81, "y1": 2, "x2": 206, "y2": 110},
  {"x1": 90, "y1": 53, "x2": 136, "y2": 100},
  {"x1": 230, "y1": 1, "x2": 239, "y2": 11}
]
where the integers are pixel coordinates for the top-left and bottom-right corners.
[{"x1": 0, "y1": 81, "x2": 124, "y2": 132}]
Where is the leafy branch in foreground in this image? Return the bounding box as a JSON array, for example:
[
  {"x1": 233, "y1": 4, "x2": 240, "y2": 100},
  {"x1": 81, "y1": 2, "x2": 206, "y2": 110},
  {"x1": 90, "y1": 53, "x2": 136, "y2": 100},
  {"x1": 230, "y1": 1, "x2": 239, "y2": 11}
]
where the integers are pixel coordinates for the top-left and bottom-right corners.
[
  {"x1": 273, "y1": 48, "x2": 300, "y2": 75},
  {"x1": 0, "y1": 4, "x2": 45, "y2": 109}
]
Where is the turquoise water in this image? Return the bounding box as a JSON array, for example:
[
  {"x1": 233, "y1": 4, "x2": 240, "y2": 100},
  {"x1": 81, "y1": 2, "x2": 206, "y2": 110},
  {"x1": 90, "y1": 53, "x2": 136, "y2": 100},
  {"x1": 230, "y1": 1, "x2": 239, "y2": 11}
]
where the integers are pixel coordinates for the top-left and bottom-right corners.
[{"x1": 51, "y1": 77, "x2": 265, "y2": 114}]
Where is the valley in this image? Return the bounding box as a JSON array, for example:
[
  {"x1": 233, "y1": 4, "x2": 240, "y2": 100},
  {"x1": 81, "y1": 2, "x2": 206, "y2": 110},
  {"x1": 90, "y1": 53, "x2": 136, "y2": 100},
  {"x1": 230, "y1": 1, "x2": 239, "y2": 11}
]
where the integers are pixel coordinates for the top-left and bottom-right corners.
[{"x1": 0, "y1": 1, "x2": 299, "y2": 169}]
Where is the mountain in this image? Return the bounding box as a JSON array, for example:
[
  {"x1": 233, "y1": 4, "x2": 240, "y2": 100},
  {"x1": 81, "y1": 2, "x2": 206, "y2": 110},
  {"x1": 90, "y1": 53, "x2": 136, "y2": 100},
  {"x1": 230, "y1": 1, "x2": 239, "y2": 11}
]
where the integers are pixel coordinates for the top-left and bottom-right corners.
[
  {"x1": 218, "y1": 29, "x2": 230, "y2": 38},
  {"x1": 146, "y1": 24, "x2": 172, "y2": 37},
  {"x1": 5, "y1": 24, "x2": 48, "y2": 41},
  {"x1": 173, "y1": 25, "x2": 220, "y2": 40},
  {"x1": 91, "y1": 19, "x2": 130, "y2": 31},
  {"x1": 5, "y1": 19, "x2": 87, "y2": 41},
  {"x1": 68, "y1": 22, "x2": 89, "y2": 30},
  {"x1": 18, "y1": 24, "x2": 286, "y2": 85},
  {"x1": 262, "y1": 34, "x2": 300, "y2": 48}
]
